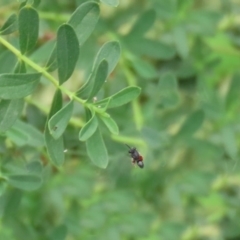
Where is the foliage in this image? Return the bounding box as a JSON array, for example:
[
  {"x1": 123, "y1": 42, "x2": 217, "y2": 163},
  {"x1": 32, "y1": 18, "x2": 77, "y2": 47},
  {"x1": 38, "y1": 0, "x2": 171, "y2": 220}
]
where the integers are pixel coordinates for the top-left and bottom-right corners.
[{"x1": 0, "y1": 0, "x2": 240, "y2": 239}]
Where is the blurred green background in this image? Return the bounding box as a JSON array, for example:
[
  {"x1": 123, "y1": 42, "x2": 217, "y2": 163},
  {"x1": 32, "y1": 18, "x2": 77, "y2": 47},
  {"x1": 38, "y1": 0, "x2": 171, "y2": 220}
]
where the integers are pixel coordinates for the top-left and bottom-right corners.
[{"x1": 1, "y1": 0, "x2": 240, "y2": 239}]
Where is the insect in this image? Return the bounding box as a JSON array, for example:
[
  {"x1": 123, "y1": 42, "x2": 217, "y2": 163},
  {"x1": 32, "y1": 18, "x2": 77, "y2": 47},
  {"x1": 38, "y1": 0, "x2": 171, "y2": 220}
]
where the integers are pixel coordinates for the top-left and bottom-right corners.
[{"x1": 126, "y1": 144, "x2": 144, "y2": 168}]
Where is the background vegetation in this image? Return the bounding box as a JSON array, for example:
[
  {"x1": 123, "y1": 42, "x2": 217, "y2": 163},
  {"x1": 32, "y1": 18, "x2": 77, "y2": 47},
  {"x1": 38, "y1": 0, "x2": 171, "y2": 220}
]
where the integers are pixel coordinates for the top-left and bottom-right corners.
[{"x1": 1, "y1": 0, "x2": 240, "y2": 239}]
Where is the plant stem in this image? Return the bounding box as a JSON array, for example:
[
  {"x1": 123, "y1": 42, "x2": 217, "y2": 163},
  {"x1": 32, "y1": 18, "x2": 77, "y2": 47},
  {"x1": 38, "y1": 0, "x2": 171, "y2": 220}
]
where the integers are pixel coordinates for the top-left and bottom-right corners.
[
  {"x1": 0, "y1": 36, "x2": 104, "y2": 115},
  {"x1": 120, "y1": 56, "x2": 144, "y2": 131}
]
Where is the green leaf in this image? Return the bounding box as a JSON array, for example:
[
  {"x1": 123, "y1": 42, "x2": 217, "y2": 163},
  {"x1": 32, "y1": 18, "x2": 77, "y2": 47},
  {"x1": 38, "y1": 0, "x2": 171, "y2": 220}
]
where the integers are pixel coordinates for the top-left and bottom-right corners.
[
  {"x1": 14, "y1": 60, "x2": 26, "y2": 73},
  {"x1": 76, "y1": 41, "x2": 120, "y2": 98},
  {"x1": 50, "y1": 225, "x2": 68, "y2": 240},
  {"x1": 46, "y1": 2, "x2": 99, "y2": 73},
  {"x1": 46, "y1": 46, "x2": 57, "y2": 72},
  {"x1": 130, "y1": 57, "x2": 157, "y2": 79},
  {"x1": 18, "y1": 7, "x2": 39, "y2": 54},
  {"x1": 57, "y1": 24, "x2": 79, "y2": 85},
  {"x1": 0, "y1": 73, "x2": 41, "y2": 99},
  {"x1": 95, "y1": 86, "x2": 141, "y2": 109},
  {"x1": 99, "y1": 115, "x2": 119, "y2": 135},
  {"x1": 176, "y1": 110, "x2": 205, "y2": 138},
  {"x1": 7, "y1": 174, "x2": 42, "y2": 191},
  {"x1": 33, "y1": 0, "x2": 41, "y2": 8},
  {"x1": 48, "y1": 100, "x2": 74, "y2": 139},
  {"x1": 94, "y1": 41, "x2": 121, "y2": 76},
  {"x1": 158, "y1": 73, "x2": 179, "y2": 108},
  {"x1": 100, "y1": 0, "x2": 119, "y2": 7},
  {"x1": 86, "y1": 128, "x2": 108, "y2": 168},
  {"x1": 226, "y1": 73, "x2": 240, "y2": 111},
  {"x1": 26, "y1": 161, "x2": 43, "y2": 175},
  {"x1": 0, "y1": 13, "x2": 18, "y2": 35},
  {"x1": 125, "y1": 37, "x2": 175, "y2": 60},
  {"x1": 44, "y1": 90, "x2": 65, "y2": 166},
  {"x1": 0, "y1": 99, "x2": 24, "y2": 133},
  {"x1": 130, "y1": 9, "x2": 156, "y2": 36},
  {"x1": 6, "y1": 119, "x2": 44, "y2": 147},
  {"x1": 172, "y1": 26, "x2": 189, "y2": 59},
  {"x1": 1, "y1": 189, "x2": 22, "y2": 218},
  {"x1": 0, "y1": 51, "x2": 17, "y2": 74},
  {"x1": 79, "y1": 113, "x2": 98, "y2": 141},
  {"x1": 87, "y1": 60, "x2": 108, "y2": 101},
  {"x1": 68, "y1": 2, "x2": 100, "y2": 45},
  {"x1": 221, "y1": 126, "x2": 237, "y2": 159},
  {"x1": 6, "y1": 126, "x2": 28, "y2": 146}
]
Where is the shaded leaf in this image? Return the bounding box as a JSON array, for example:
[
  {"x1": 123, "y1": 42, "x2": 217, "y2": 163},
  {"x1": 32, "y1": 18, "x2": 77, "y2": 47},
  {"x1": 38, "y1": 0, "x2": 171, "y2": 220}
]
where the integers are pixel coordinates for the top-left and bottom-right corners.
[
  {"x1": 6, "y1": 126, "x2": 28, "y2": 146},
  {"x1": 173, "y1": 26, "x2": 189, "y2": 59},
  {"x1": 221, "y1": 126, "x2": 237, "y2": 159},
  {"x1": 87, "y1": 60, "x2": 108, "y2": 101},
  {"x1": 76, "y1": 41, "x2": 120, "y2": 98},
  {"x1": 18, "y1": 7, "x2": 39, "y2": 54},
  {"x1": 46, "y1": 46, "x2": 57, "y2": 72},
  {"x1": 130, "y1": 57, "x2": 157, "y2": 79},
  {"x1": 158, "y1": 72, "x2": 179, "y2": 108},
  {"x1": 95, "y1": 86, "x2": 141, "y2": 109},
  {"x1": 1, "y1": 189, "x2": 22, "y2": 218},
  {"x1": 50, "y1": 225, "x2": 68, "y2": 240},
  {"x1": 125, "y1": 37, "x2": 175, "y2": 60},
  {"x1": 7, "y1": 119, "x2": 44, "y2": 147},
  {"x1": 33, "y1": 0, "x2": 41, "y2": 8},
  {"x1": 68, "y1": 2, "x2": 100, "y2": 45},
  {"x1": 130, "y1": 9, "x2": 156, "y2": 36},
  {"x1": 7, "y1": 174, "x2": 42, "y2": 191},
  {"x1": 0, "y1": 51, "x2": 17, "y2": 74},
  {"x1": 99, "y1": 115, "x2": 119, "y2": 135},
  {"x1": 44, "y1": 90, "x2": 65, "y2": 166},
  {"x1": 94, "y1": 41, "x2": 121, "y2": 77},
  {"x1": 14, "y1": 60, "x2": 26, "y2": 73},
  {"x1": 0, "y1": 14, "x2": 18, "y2": 35},
  {"x1": 79, "y1": 113, "x2": 98, "y2": 141},
  {"x1": 86, "y1": 128, "x2": 108, "y2": 168},
  {"x1": 57, "y1": 24, "x2": 79, "y2": 85},
  {"x1": 0, "y1": 99, "x2": 24, "y2": 132},
  {"x1": 176, "y1": 110, "x2": 205, "y2": 138},
  {"x1": 48, "y1": 100, "x2": 74, "y2": 139},
  {"x1": 0, "y1": 73, "x2": 41, "y2": 99},
  {"x1": 26, "y1": 161, "x2": 43, "y2": 175},
  {"x1": 226, "y1": 73, "x2": 240, "y2": 111}
]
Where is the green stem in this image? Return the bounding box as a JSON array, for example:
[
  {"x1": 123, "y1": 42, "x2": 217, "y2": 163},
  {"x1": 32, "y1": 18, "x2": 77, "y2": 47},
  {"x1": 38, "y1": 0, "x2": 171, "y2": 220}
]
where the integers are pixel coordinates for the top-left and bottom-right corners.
[
  {"x1": 0, "y1": 36, "x2": 104, "y2": 115},
  {"x1": 120, "y1": 56, "x2": 144, "y2": 131},
  {"x1": 111, "y1": 134, "x2": 146, "y2": 147}
]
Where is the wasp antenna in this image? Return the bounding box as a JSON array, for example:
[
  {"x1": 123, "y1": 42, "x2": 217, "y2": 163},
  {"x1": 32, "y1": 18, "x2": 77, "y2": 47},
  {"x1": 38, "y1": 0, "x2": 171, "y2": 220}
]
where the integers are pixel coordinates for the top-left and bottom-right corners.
[{"x1": 125, "y1": 144, "x2": 131, "y2": 149}]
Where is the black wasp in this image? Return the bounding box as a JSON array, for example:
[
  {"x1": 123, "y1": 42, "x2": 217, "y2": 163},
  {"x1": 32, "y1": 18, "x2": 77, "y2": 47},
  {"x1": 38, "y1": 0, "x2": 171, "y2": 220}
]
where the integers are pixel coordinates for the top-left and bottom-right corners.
[{"x1": 126, "y1": 144, "x2": 144, "y2": 168}]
